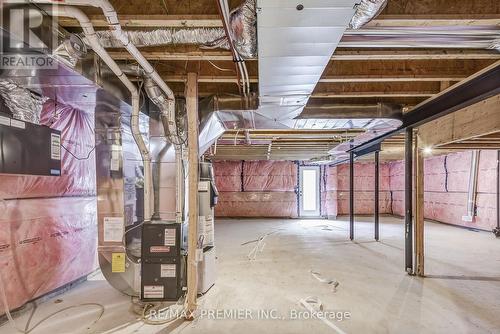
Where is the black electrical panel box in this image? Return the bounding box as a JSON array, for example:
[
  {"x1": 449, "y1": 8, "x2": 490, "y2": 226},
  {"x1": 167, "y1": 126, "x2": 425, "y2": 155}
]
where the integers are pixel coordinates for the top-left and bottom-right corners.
[
  {"x1": 141, "y1": 223, "x2": 183, "y2": 301},
  {"x1": 0, "y1": 115, "x2": 62, "y2": 176}
]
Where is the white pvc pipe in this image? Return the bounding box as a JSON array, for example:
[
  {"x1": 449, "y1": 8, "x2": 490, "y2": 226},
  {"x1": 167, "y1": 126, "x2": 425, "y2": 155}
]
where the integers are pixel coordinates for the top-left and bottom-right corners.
[{"x1": 40, "y1": 4, "x2": 152, "y2": 221}]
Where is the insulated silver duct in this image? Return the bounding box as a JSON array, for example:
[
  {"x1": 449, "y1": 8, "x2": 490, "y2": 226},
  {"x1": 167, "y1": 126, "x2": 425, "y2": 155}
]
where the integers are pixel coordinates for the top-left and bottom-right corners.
[
  {"x1": 93, "y1": 28, "x2": 227, "y2": 48},
  {"x1": 85, "y1": 0, "x2": 257, "y2": 59},
  {"x1": 0, "y1": 79, "x2": 47, "y2": 124},
  {"x1": 349, "y1": 0, "x2": 388, "y2": 29},
  {"x1": 227, "y1": 0, "x2": 256, "y2": 59}
]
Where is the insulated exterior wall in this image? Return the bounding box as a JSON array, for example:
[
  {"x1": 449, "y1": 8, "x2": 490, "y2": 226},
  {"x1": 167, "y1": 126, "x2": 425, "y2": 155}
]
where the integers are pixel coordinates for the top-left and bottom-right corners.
[
  {"x1": 322, "y1": 162, "x2": 391, "y2": 216},
  {"x1": 0, "y1": 99, "x2": 97, "y2": 315},
  {"x1": 213, "y1": 151, "x2": 498, "y2": 230},
  {"x1": 387, "y1": 150, "x2": 498, "y2": 231},
  {"x1": 213, "y1": 160, "x2": 298, "y2": 217},
  {"x1": 0, "y1": 197, "x2": 97, "y2": 314}
]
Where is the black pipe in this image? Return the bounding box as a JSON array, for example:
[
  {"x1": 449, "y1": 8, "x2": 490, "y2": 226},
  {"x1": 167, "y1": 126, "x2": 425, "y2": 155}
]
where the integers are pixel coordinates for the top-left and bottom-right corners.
[
  {"x1": 494, "y1": 150, "x2": 500, "y2": 237},
  {"x1": 375, "y1": 150, "x2": 380, "y2": 241},
  {"x1": 350, "y1": 151, "x2": 354, "y2": 240},
  {"x1": 404, "y1": 128, "x2": 413, "y2": 273}
]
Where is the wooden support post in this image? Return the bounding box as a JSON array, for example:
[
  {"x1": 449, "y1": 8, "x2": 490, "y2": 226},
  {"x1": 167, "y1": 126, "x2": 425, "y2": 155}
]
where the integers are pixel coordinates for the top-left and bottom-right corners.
[
  {"x1": 186, "y1": 72, "x2": 199, "y2": 318},
  {"x1": 414, "y1": 132, "x2": 425, "y2": 276}
]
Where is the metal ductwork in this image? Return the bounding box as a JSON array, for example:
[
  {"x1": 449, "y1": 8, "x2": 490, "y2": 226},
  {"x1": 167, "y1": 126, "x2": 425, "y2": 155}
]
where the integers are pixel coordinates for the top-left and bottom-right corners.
[
  {"x1": 256, "y1": 0, "x2": 358, "y2": 121},
  {"x1": 144, "y1": 78, "x2": 185, "y2": 224},
  {"x1": 197, "y1": 94, "x2": 403, "y2": 156},
  {"x1": 349, "y1": 0, "x2": 388, "y2": 29},
  {"x1": 86, "y1": 0, "x2": 257, "y2": 59},
  {"x1": 93, "y1": 28, "x2": 227, "y2": 49},
  {"x1": 0, "y1": 80, "x2": 47, "y2": 124}
]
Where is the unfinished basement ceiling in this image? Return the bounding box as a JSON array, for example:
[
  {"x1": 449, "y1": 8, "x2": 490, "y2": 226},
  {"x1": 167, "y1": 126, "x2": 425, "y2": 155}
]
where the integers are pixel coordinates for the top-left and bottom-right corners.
[{"x1": 44, "y1": 0, "x2": 500, "y2": 160}]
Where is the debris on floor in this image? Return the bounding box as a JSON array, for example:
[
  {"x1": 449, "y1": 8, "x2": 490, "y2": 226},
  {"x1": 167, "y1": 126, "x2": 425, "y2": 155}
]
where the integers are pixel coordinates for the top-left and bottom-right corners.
[
  {"x1": 310, "y1": 270, "x2": 340, "y2": 291},
  {"x1": 299, "y1": 296, "x2": 347, "y2": 334},
  {"x1": 243, "y1": 229, "x2": 282, "y2": 260}
]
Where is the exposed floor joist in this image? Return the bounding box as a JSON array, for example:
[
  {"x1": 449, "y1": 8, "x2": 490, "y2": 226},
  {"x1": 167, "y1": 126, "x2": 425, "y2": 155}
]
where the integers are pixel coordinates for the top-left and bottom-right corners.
[
  {"x1": 58, "y1": 14, "x2": 500, "y2": 28},
  {"x1": 107, "y1": 49, "x2": 500, "y2": 61}
]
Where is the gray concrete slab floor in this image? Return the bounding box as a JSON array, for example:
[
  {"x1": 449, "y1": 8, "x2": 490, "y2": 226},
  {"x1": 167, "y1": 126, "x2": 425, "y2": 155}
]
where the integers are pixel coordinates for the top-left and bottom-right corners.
[{"x1": 1, "y1": 216, "x2": 499, "y2": 334}]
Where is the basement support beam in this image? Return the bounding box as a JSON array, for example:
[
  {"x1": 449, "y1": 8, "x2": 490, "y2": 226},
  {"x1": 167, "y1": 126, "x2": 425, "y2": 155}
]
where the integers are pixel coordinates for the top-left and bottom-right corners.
[
  {"x1": 405, "y1": 128, "x2": 414, "y2": 274},
  {"x1": 414, "y1": 132, "x2": 424, "y2": 277},
  {"x1": 107, "y1": 49, "x2": 500, "y2": 61},
  {"x1": 186, "y1": 72, "x2": 199, "y2": 319},
  {"x1": 374, "y1": 150, "x2": 380, "y2": 241},
  {"x1": 350, "y1": 151, "x2": 355, "y2": 241}
]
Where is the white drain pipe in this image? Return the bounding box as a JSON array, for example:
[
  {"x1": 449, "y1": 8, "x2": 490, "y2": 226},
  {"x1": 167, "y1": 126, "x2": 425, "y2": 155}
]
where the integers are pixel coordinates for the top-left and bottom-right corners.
[{"x1": 37, "y1": 4, "x2": 152, "y2": 222}]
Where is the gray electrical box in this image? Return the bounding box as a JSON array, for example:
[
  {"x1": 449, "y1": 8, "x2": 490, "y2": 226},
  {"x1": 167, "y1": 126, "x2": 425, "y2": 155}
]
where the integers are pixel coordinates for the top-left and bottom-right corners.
[
  {"x1": 141, "y1": 223, "x2": 184, "y2": 301},
  {"x1": 0, "y1": 114, "x2": 62, "y2": 176}
]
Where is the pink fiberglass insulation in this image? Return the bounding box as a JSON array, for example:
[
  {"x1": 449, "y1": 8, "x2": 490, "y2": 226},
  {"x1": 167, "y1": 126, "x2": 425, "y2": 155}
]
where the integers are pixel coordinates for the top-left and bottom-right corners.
[
  {"x1": 213, "y1": 160, "x2": 298, "y2": 218},
  {"x1": 0, "y1": 98, "x2": 98, "y2": 315},
  {"x1": 213, "y1": 161, "x2": 242, "y2": 192},
  {"x1": 213, "y1": 151, "x2": 498, "y2": 228},
  {"x1": 214, "y1": 192, "x2": 298, "y2": 218},
  {"x1": 333, "y1": 162, "x2": 392, "y2": 215},
  {"x1": 243, "y1": 160, "x2": 297, "y2": 191},
  {"x1": 387, "y1": 150, "x2": 498, "y2": 231},
  {"x1": 0, "y1": 197, "x2": 97, "y2": 314},
  {"x1": 0, "y1": 100, "x2": 96, "y2": 199}
]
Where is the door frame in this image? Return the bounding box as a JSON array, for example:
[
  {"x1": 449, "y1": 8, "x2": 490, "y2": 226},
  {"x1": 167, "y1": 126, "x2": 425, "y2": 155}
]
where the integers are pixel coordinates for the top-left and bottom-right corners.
[{"x1": 298, "y1": 165, "x2": 321, "y2": 217}]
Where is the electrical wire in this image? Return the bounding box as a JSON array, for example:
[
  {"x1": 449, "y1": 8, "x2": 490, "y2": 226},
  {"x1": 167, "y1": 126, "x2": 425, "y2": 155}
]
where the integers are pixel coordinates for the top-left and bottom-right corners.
[
  {"x1": 61, "y1": 144, "x2": 95, "y2": 161},
  {"x1": 207, "y1": 60, "x2": 233, "y2": 72},
  {"x1": 131, "y1": 294, "x2": 186, "y2": 325},
  {"x1": 0, "y1": 268, "x2": 104, "y2": 334}
]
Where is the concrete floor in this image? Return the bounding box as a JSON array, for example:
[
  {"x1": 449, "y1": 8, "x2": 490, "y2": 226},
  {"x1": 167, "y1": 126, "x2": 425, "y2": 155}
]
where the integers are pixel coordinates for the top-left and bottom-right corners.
[{"x1": 2, "y1": 216, "x2": 500, "y2": 334}]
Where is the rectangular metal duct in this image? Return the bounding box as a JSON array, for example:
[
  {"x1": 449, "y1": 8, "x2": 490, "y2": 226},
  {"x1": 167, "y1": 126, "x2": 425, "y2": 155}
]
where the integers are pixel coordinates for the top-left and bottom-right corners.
[{"x1": 257, "y1": 0, "x2": 358, "y2": 120}]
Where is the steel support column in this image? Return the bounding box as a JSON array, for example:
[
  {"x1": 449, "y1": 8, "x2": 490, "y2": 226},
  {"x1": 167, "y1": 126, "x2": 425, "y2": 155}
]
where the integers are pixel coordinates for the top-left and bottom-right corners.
[
  {"x1": 350, "y1": 151, "x2": 354, "y2": 240},
  {"x1": 405, "y1": 128, "x2": 414, "y2": 274},
  {"x1": 494, "y1": 150, "x2": 500, "y2": 237},
  {"x1": 375, "y1": 150, "x2": 380, "y2": 241}
]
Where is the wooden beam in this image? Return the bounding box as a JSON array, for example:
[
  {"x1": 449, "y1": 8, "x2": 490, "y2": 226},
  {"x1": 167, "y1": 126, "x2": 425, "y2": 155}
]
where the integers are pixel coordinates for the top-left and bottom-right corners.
[
  {"x1": 185, "y1": 72, "x2": 199, "y2": 320},
  {"x1": 311, "y1": 92, "x2": 436, "y2": 98},
  {"x1": 419, "y1": 94, "x2": 500, "y2": 147},
  {"x1": 366, "y1": 14, "x2": 500, "y2": 27},
  {"x1": 58, "y1": 14, "x2": 223, "y2": 28},
  {"x1": 58, "y1": 14, "x2": 500, "y2": 29},
  {"x1": 107, "y1": 49, "x2": 500, "y2": 61},
  {"x1": 414, "y1": 132, "x2": 425, "y2": 277},
  {"x1": 156, "y1": 75, "x2": 465, "y2": 84}
]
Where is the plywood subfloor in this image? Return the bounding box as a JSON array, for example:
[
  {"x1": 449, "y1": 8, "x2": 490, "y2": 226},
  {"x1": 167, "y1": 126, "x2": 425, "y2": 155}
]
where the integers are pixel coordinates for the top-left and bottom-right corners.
[{"x1": 2, "y1": 216, "x2": 500, "y2": 334}]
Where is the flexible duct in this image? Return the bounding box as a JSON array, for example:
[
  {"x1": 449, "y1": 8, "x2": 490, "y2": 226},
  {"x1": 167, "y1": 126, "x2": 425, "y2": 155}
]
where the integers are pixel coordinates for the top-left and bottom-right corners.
[
  {"x1": 78, "y1": 0, "x2": 257, "y2": 59},
  {"x1": 227, "y1": 0, "x2": 256, "y2": 59},
  {"x1": 0, "y1": 80, "x2": 47, "y2": 124},
  {"x1": 93, "y1": 28, "x2": 227, "y2": 48},
  {"x1": 349, "y1": 0, "x2": 388, "y2": 29}
]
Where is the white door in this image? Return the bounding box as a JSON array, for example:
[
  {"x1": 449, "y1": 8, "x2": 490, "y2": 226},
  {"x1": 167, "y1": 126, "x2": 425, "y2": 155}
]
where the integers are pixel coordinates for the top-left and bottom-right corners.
[{"x1": 299, "y1": 166, "x2": 320, "y2": 217}]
